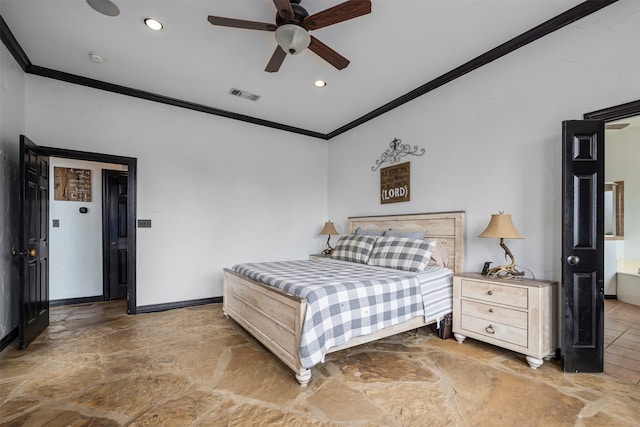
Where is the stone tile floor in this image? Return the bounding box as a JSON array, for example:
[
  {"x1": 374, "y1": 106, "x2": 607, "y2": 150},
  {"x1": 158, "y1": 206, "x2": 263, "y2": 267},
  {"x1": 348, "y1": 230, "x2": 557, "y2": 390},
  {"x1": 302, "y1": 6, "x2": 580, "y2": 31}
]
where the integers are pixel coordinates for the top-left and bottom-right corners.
[
  {"x1": 604, "y1": 299, "x2": 640, "y2": 384},
  {"x1": 1, "y1": 300, "x2": 639, "y2": 426}
]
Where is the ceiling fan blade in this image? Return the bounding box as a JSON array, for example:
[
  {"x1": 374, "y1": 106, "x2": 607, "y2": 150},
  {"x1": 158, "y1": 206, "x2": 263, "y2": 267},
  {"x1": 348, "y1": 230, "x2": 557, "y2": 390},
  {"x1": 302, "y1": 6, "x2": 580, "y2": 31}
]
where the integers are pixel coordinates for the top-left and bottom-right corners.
[
  {"x1": 265, "y1": 45, "x2": 287, "y2": 73},
  {"x1": 304, "y1": 0, "x2": 371, "y2": 31},
  {"x1": 605, "y1": 123, "x2": 630, "y2": 130},
  {"x1": 273, "y1": 0, "x2": 295, "y2": 21},
  {"x1": 308, "y1": 36, "x2": 350, "y2": 70},
  {"x1": 207, "y1": 16, "x2": 277, "y2": 31}
]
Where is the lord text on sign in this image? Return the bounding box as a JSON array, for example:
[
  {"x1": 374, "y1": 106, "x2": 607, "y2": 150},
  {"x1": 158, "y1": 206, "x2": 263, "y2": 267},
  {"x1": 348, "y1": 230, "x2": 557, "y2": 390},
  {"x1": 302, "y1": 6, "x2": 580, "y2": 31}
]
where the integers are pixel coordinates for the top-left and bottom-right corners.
[{"x1": 380, "y1": 162, "x2": 410, "y2": 204}]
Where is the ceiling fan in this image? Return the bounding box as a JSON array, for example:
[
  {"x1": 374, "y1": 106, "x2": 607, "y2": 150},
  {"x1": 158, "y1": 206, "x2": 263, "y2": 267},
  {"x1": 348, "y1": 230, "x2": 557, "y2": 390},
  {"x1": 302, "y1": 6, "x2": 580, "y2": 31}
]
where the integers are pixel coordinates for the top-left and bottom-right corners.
[
  {"x1": 207, "y1": 0, "x2": 371, "y2": 72},
  {"x1": 605, "y1": 123, "x2": 630, "y2": 130}
]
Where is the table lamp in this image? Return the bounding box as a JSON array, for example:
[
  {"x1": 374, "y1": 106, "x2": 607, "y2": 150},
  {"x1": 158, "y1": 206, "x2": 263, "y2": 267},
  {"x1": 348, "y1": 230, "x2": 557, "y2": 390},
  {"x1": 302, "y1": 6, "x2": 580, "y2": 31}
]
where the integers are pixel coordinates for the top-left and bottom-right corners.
[
  {"x1": 320, "y1": 221, "x2": 339, "y2": 256},
  {"x1": 479, "y1": 212, "x2": 524, "y2": 278}
]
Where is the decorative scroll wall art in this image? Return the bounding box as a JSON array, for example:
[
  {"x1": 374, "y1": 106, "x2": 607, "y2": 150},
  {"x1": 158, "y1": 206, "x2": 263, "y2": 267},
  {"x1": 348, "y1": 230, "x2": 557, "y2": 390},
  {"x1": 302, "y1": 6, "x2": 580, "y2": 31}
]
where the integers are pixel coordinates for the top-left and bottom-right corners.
[
  {"x1": 54, "y1": 167, "x2": 92, "y2": 202},
  {"x1": 371, "y1": 138, "x2": 425, "y2": 171},
  {"x1": 380, "y1": 162, "x2": 410, "y2": 204}
]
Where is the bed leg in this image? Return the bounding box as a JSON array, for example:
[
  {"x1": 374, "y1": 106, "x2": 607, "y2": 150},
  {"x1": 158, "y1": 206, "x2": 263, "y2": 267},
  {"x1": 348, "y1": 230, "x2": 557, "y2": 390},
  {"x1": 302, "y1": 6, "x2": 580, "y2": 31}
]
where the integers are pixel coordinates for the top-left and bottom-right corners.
[{"x1": 295, "y1": 369, "x2": 311, "y2": 386}]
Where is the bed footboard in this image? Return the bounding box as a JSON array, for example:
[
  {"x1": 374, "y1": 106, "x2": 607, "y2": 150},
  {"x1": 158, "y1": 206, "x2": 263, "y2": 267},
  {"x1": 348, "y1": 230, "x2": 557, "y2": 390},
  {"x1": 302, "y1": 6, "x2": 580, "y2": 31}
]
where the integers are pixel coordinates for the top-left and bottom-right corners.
[{"x1": 223, "y1": 269, "x2": 311, "y2": 385}]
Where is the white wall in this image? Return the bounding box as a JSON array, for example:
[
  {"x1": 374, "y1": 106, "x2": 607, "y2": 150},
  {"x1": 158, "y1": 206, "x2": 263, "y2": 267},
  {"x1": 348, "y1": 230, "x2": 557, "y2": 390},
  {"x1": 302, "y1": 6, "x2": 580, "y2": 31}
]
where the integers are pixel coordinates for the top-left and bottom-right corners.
[
  {"x1": 0, "y1": 42, "x2": 25, "y2": 338},
  {"x1": 327, "y1": 1, "x2": 640, "y2": 282},
  {"x1": 24, "y1": 78, "x2": 328, "y2": 307},
  {"x1": 604, "y1": 123, "x2": 640, "y2": 295},
  {"x1": 604, "y1": 240, "x2": 622, "y2": 295},
  {"x1": 49, "y1": 157, "x2": 127, "y2": 300},
  {"x1": 606, "y1": 125, "x2": 640, "y2": 259}
]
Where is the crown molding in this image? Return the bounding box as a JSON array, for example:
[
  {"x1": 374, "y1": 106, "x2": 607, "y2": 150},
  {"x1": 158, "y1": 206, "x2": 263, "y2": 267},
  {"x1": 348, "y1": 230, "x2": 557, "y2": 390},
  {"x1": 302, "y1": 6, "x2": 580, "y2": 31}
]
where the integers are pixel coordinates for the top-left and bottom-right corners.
[
  {"x1": 26, "y1": 64, "x2": 327, "y2": 140},
  {"x1": 584, "y1": 99, "x2": 640, "y2": 121},
  {"x1": 0, "y1": 15, "x2": 30, "y2": 71},
  {"x1": 1, "y1": 1, "x2": 619, "y2": 140}
]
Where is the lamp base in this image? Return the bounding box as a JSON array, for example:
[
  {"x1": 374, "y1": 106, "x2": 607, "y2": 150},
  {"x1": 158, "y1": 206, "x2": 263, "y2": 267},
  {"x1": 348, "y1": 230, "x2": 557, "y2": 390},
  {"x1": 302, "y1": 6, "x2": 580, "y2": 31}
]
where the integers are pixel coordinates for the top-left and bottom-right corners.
[
  {"x1": 321, "y1": 235, "x2": 334, "y2": 257},
  {"x1": 486, "y1": 264, "x2": 524, "y2": 279},
  {"x1": 487, "y1": 239, "x2": 524, "y2": 279}
]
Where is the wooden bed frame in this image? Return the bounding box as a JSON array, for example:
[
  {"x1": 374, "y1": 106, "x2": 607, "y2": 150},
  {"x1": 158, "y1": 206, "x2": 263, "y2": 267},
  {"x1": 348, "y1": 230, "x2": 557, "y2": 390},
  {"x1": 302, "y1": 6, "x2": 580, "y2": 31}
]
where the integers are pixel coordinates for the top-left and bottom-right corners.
[{"x1": 223, "y1": 211, "x2": 465, "y2": 385}]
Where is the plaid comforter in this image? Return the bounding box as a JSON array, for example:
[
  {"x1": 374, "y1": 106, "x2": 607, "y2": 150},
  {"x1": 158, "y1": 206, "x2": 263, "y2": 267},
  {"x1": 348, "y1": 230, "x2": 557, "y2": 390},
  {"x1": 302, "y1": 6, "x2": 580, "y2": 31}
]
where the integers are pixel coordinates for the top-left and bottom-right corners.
[{"x1": 232, "y1": 258, "x2": 452, "y2": 369}]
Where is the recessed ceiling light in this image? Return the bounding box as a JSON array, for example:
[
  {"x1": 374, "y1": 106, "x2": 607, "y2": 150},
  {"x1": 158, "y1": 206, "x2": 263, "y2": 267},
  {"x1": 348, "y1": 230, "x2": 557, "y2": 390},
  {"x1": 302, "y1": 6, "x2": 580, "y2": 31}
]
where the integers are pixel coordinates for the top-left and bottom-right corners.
[
  {"x1": 314, "y1": 80, "x2": 327, "y2": 88},
  {"x1": 144, "y1": 17, "x2": 163, "y2": 31}
]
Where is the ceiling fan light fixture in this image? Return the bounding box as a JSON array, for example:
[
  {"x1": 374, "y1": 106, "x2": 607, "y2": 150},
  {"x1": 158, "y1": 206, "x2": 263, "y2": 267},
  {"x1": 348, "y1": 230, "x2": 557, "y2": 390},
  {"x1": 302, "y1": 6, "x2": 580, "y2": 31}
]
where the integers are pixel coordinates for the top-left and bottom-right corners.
[{"x1": 275, "y1": 24, "x2": 310, "y2": 55}]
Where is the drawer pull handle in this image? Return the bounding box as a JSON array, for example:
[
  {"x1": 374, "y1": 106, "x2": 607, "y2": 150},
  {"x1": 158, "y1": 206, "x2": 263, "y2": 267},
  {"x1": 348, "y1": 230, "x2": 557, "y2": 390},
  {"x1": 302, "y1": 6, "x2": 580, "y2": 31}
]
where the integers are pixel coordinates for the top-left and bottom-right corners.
[
  {"x1": 488, "y1": 308, "x2": 494, "y2": 313},
  {"x1": 485, "y1": 325, "x2": 495, "y2": 334},
  {"x1": 487, "y1": 290, "x2": 493, "y2": 296}
]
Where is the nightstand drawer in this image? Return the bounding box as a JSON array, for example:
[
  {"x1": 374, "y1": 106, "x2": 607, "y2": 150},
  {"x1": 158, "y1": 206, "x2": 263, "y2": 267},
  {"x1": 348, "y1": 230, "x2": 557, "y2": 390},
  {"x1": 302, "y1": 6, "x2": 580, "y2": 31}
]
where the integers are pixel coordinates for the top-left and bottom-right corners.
[
  {"x1": 460, "y1": 279, "x2": 528, "y2": 308},
  {"x1": 461, "y1": 300, "x2": 528, "y2": 329},
  {"x1": 461, "y1": 315, "x2": 527, "y2": 347}
]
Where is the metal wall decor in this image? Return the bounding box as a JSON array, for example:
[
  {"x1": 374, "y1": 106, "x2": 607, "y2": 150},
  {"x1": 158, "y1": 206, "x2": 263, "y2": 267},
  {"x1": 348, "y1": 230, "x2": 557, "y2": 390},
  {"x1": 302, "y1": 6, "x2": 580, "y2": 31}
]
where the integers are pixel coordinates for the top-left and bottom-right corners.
[{"x1": 371, "y1": 138, "x2": 425, "y2": 171}]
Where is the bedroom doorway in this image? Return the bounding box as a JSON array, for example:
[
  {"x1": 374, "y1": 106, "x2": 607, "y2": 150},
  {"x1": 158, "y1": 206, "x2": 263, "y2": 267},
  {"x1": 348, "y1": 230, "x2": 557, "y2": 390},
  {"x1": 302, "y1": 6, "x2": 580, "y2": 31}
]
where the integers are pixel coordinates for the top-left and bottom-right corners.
[
  {"x1": 16, "y1": 137, "x2": 139, "y2": 348},
  {"x1": 561, "y1": 100, "x2": 640, "y2": 372},
  {"x1": 43, "y1": 145, "x2": 138, "y2": 315}
]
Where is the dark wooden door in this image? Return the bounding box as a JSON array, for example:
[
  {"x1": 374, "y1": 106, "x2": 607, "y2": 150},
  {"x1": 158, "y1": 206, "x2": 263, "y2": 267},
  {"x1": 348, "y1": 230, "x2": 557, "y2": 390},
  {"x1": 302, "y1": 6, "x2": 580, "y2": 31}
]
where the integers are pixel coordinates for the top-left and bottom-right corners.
[
  {"x1": 103, "y1": 170, "x2": 129, "y2": 300},
  {"x1": 16, "y1": 136, "x2": 50, "y2": 349},
  {"x1": 562, "y1": 120, "x2": 605, "y2": 372}
]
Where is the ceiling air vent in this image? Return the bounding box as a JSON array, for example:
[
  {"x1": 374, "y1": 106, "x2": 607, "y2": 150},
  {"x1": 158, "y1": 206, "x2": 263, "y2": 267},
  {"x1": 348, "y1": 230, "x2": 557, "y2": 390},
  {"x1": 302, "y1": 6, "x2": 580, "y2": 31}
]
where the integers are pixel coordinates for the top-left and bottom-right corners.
[{"x1": 229, "y1": 88, "x2": 260, "y2": 102}]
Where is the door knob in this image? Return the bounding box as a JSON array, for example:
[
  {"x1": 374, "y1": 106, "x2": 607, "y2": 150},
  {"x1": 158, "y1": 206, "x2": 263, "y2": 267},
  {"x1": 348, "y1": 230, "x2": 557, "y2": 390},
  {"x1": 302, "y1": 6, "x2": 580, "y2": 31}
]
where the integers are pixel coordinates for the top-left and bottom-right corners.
[
  {"x1": 11, "y1": 249, "x2": 36, "y2": 257},
  {"x1": 567, "y1": 255, "x2": 581, "y2": 266},
  {"x1": 111, "y1": 241, "x2": 117, "y2": 246}
]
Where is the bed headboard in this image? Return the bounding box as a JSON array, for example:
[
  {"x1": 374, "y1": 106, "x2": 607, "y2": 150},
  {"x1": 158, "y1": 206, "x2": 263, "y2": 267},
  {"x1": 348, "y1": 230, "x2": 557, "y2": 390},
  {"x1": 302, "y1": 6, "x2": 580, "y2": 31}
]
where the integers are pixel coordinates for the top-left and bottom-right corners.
[{"x1": 347, "y1": 211, "x2": 466, "y2": 274}]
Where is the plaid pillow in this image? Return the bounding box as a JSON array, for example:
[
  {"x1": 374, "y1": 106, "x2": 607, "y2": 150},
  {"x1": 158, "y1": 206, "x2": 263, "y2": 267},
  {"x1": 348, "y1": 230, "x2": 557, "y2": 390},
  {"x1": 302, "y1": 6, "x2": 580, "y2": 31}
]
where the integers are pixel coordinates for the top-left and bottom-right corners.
[
  {"x1": 330, "y1": 235, "x2": 377, "y2": 264},
  {"x1": 367, "y1": 237, "x2": 436, "y2": 272}
]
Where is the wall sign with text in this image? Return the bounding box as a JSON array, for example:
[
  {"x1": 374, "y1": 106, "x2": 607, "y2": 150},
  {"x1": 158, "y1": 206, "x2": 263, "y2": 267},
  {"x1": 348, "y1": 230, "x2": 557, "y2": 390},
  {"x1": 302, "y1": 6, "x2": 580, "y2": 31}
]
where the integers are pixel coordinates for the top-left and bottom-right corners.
[
  {"x1": 380, "y1": 162, "x2": 410, "y2": 204},
  {"x1": 54, "y1": 167, "x2": 92, "y2": 202}
]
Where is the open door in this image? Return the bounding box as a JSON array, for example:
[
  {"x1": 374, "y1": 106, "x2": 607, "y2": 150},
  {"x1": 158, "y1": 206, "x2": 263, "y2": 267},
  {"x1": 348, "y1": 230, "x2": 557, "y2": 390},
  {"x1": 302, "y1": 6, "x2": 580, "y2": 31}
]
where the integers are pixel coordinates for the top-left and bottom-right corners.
[
  {"x1": 13, "y1": 136, "x2": 50, "y2": 349},
  {"x1": 561, "y1": 120, "x2": 605, "y2": 372}
]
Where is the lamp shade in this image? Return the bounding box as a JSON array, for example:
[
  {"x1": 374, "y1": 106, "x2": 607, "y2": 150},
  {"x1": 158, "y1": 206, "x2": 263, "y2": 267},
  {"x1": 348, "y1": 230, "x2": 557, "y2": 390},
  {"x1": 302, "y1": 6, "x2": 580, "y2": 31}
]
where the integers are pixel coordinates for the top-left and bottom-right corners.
[
  {"x1": 275, "y1": 24, "x2": 310, "y2": 55},
  {"x1": 320, "y1": 221, "x2": 339, "y2": 236},
  {"x1": 479, "y1": 213, "x2": 524, "y2": 239}
]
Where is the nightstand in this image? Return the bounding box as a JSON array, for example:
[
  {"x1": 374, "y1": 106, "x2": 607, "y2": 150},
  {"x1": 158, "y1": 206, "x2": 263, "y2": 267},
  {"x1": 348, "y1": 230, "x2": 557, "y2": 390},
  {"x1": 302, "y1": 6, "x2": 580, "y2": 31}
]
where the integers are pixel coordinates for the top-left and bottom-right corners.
[
  {"x1": 309, "y1": 254, "x2": 327, "y2": 260},
  {"x1": 452, "y1": 273, "x2": 557, "y2": 369}
]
